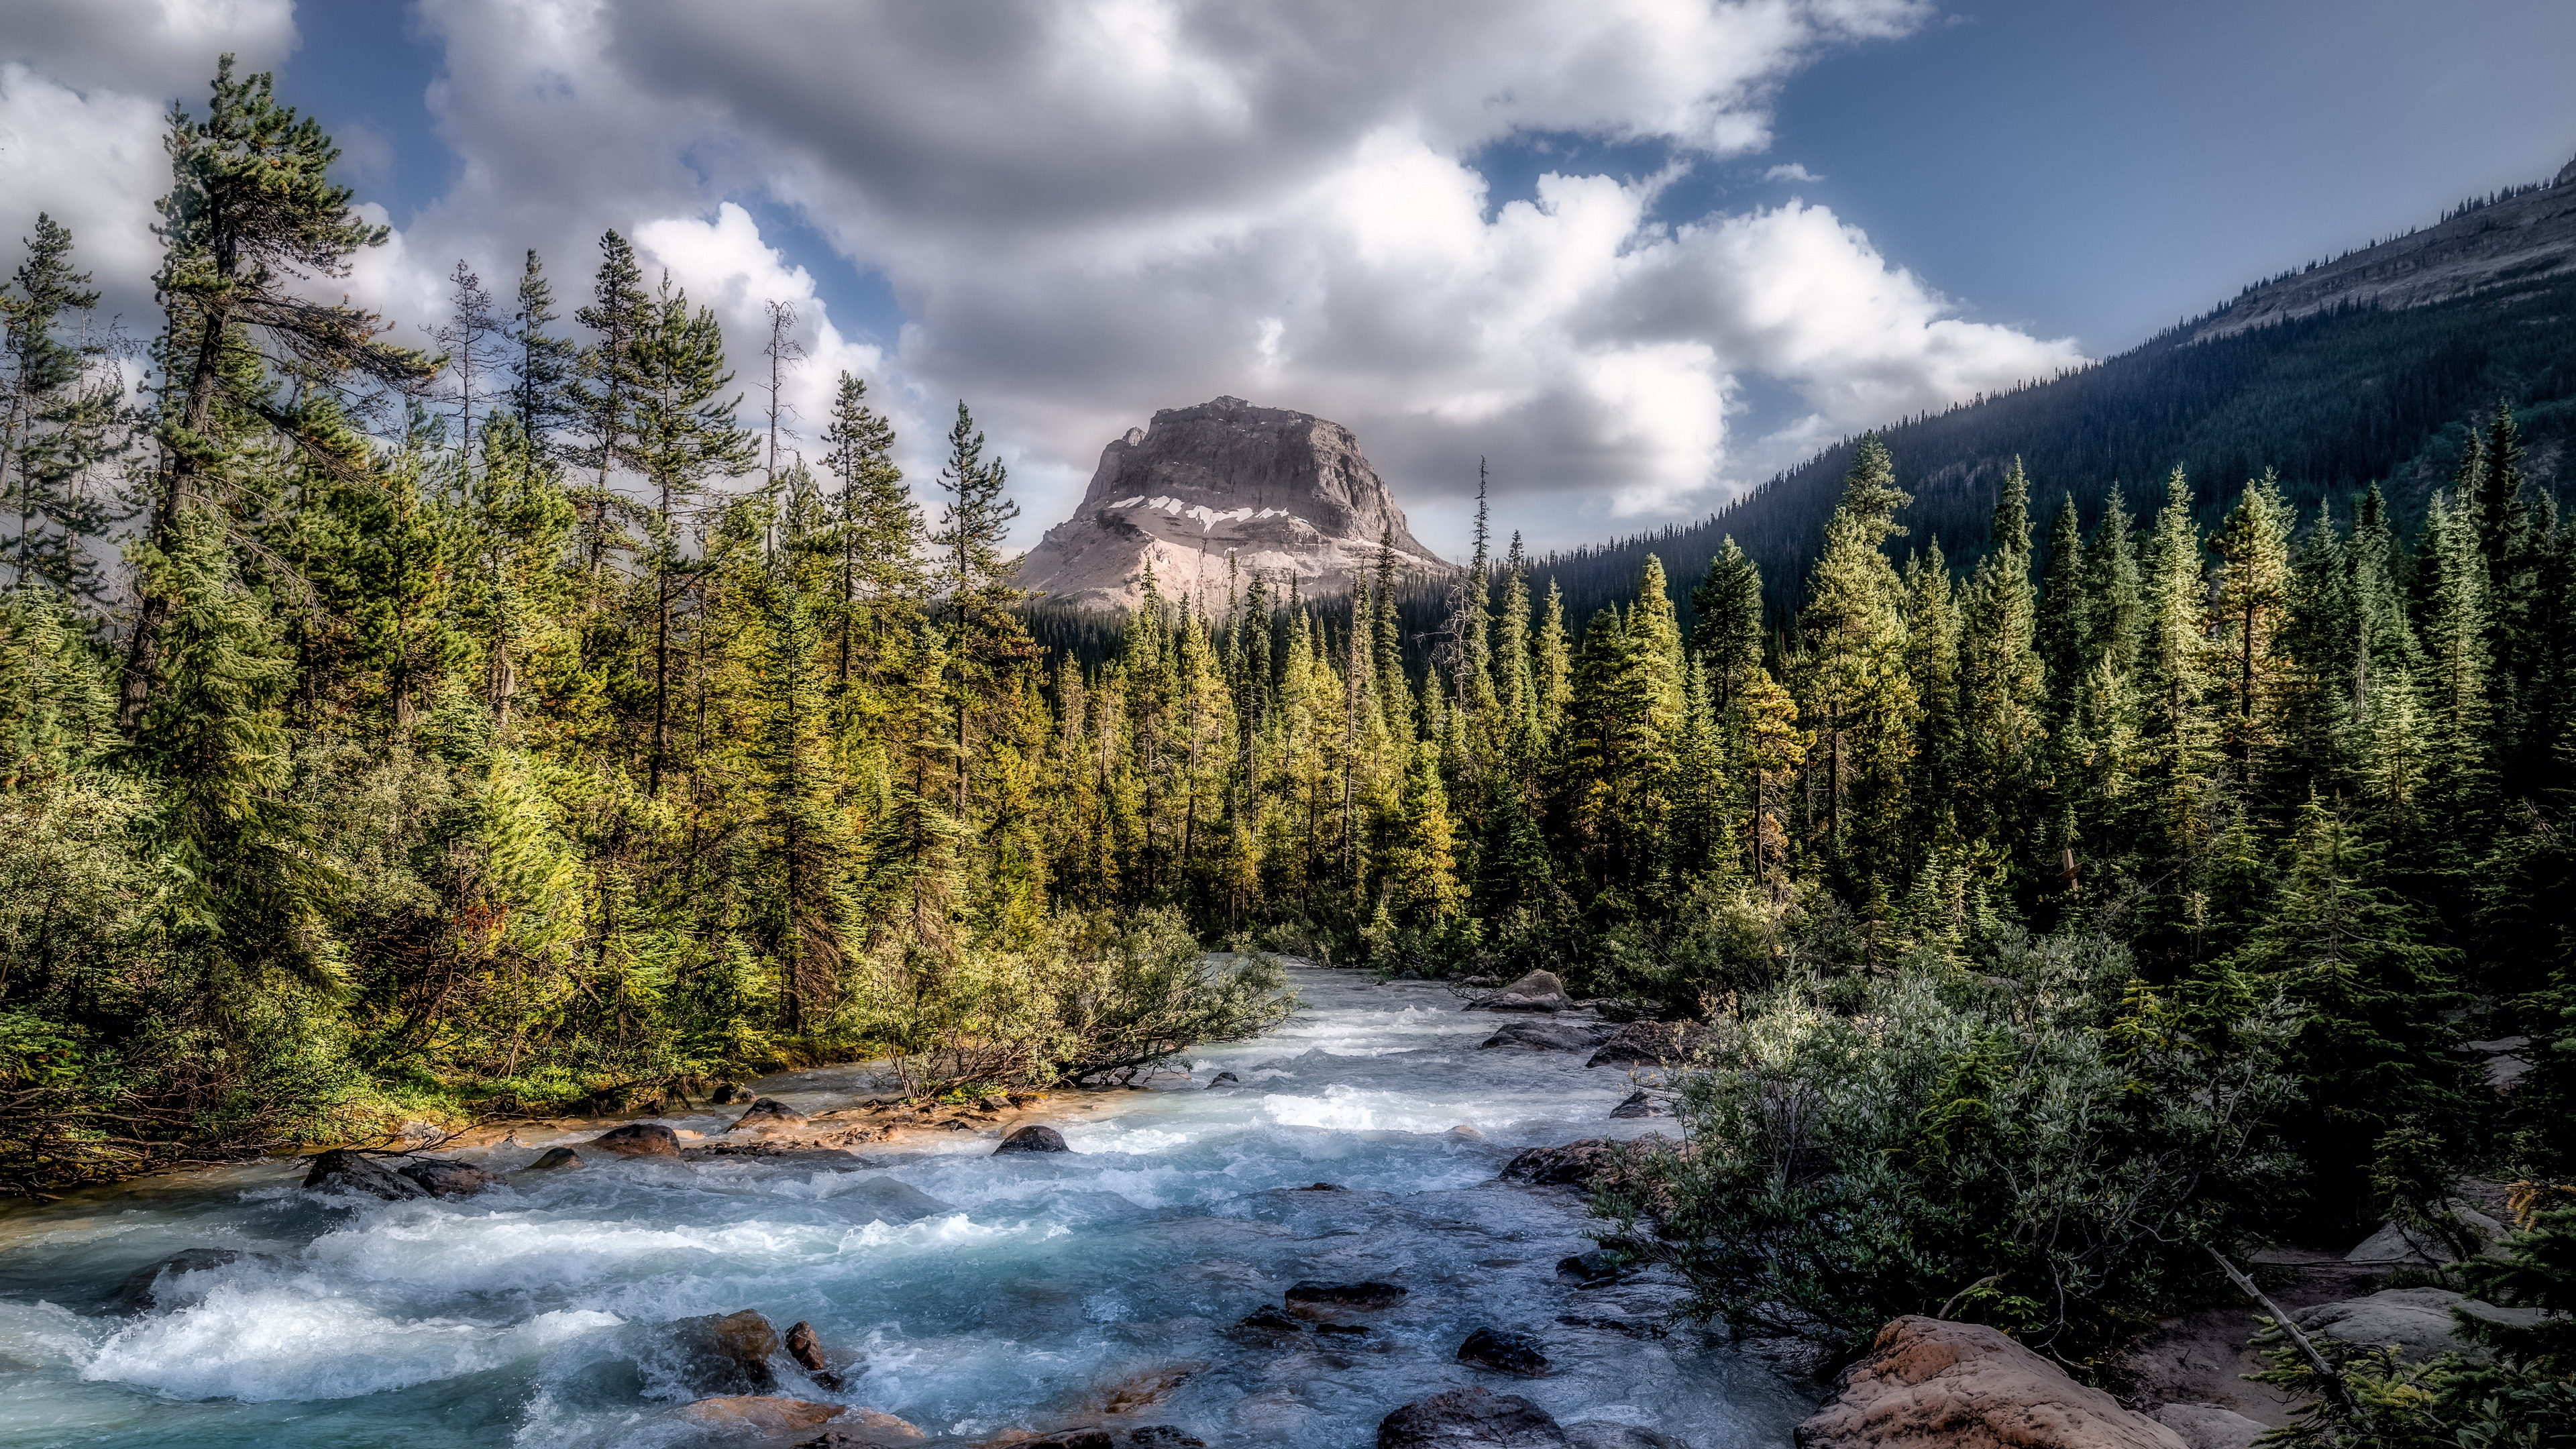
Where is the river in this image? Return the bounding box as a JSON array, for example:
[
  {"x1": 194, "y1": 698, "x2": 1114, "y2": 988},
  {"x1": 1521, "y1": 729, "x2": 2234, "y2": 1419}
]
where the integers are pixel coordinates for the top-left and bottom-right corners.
[{"x1": 0, "y1": 966, "x2": 1814, "y2": 1448}]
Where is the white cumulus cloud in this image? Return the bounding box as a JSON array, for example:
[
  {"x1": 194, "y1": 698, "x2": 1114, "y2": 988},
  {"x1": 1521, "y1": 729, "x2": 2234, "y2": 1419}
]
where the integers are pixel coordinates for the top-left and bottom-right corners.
[{"x1": 0, "y1": 0, "x2": 2084, "y2": 555}]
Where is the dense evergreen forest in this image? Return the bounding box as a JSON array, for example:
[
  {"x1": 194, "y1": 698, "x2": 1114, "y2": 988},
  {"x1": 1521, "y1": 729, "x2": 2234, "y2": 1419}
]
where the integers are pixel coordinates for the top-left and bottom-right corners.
[
  {"x1": 1542, "y1": 256, "x2": 2576, "y2": 633},
  {"x1": 3, "y1": 62, "x2": 2571, "y2": 1433}
]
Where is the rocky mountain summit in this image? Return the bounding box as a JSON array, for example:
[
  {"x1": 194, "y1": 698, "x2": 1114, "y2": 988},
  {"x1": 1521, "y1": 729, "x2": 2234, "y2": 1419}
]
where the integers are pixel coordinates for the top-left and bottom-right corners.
[
  {"x1": 1013, "y1": 396, "x2": 1451, "y2": 612},
  {"x1": 2194, "y1": 152, "x2": 2576, "y2": 339}
]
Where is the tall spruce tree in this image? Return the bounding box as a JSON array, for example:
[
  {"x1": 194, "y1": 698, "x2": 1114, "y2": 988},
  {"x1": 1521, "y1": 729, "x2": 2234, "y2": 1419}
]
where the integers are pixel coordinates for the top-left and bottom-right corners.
[
  {"x1": 1, "y1": 213, "x2": 121, "y2": 599},
  {"x1": 121, "y1": 57, "x2": 433, "y2": 730}
]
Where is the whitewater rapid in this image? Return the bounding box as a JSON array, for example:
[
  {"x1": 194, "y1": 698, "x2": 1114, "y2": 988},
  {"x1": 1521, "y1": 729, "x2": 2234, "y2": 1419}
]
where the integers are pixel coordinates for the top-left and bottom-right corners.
[{"x1": 0, "y1": 967, "x2": 1814, "y2": 1448}]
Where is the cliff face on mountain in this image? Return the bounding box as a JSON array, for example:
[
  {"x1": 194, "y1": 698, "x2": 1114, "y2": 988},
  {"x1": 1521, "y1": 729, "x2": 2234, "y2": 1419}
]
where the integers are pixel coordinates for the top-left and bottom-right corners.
[
  {"x1": 1014, "y1": 396, "x2": 1451, "y2": 612},
  {"x1": 2194, "y1": 160, "x2": 2576, "y2": 339}
]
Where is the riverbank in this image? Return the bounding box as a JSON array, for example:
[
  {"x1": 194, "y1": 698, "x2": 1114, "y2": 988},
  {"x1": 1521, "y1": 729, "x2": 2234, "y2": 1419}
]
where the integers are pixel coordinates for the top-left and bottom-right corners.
[{"x1": 0, "y1": 966, "x2": 1816, "y2": 1449}]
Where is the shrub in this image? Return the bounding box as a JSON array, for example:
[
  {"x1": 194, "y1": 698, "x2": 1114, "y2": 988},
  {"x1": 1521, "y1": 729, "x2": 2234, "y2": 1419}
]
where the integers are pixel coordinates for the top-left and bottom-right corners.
[{"x1": 1600, "y1": 930, "x2": 2303, "y2": 1360}]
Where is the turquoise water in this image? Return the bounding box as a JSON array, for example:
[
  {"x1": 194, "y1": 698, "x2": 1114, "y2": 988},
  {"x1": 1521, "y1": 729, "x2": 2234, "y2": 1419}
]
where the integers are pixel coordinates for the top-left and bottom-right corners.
[{"x1": 0, "y1": 968, "x2": 1812, "y2": 1447}]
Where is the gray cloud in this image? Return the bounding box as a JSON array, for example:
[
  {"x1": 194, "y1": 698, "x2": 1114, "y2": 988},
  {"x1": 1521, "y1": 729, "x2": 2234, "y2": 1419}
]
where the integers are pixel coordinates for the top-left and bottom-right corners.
[{"x1": 0, "y1": 0, "x2": 2082, "y2": 556}]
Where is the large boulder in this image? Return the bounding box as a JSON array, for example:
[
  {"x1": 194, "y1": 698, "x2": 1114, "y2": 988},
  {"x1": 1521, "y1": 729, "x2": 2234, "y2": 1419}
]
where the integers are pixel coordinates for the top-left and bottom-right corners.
[
  {"x1": 732, "y1": 1097, "x2": 808, "y2": 1133},
  {"x1": 1585, "y1": 1022, "x2": 1707, "y2": 1069},
  {"x1": 1458, "y1": 1326, "x2": 1551, "y2": 1376},
  {"x1": 301, "y1": 1149, "x2": 425, "y2": 1199},
  {"x1": 1379, "y1": 1387, "x2": 1570, "y2": 1448},
  {"x1": 2148, "y1": 1404, "x2": 2265, "y2": 1449},
  {"x1": 586, "y1": 1122, "x2": 682, "y2": 1157},
  {"x1": 1285, "y1": 1280, "x2": 1407, "y2": 1309},
  {"x1": 2344, "y1": 1203, "x2": 2506, "y2": 1267},
  {"x1": 998, "y1": 1124, "x2": 1072, "y2": 1155},
  {"x1": 397, "y1": 1159, "x2": 496, "y2": 1197},
  {"x1": 654, "y1": 1309, "x2": 783, "y2": 1395},
  {"x1": 677, "y1": 1395, "x2": 847, "y2": 1433},
  {"x1": 1476, "y1": 971, "x2": 1576, "y2": 1013},
  {"x1": 109, "y1": 1248, "x2": 288, "y2": 1314},
  {"x1": 1481, "y1": 1021, "x2": 1617, "y2": 1053},
  {"x1": 1608, "y1": 1090, "x2": 1668, "y2": 1120},
  {"x1": 1498, "y1": 1137, "x2": 1664, "y2": 1191},
  {"x1": 2294, "y1": 1287, "x2": 2543, "y2": 1364},
  {"x1": 1564, "y1": 1428, "x2": 1687, "y2": 1449},
  {"x1": 1795, "y1": 1316, "x2": 2188, "y2": 1449}
]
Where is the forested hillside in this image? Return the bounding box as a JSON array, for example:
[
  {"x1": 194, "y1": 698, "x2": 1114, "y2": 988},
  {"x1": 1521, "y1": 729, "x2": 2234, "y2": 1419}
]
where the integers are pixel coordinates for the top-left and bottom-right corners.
[
  {"x1": 4, "y1": 62, "x2": 2573, "y2": 1429},
  {"x1": 1542, "y1": 233, "x2": 2576, "y2": 631}
]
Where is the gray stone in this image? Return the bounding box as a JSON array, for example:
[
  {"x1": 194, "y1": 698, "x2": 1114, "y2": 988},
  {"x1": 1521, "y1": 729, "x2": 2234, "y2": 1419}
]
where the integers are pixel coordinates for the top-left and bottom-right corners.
[
  {"x1": 301, "y1": 1149, "x2": 424, "y2": 1199},
  {"x1": 109, "y1": 1248, "x2": 288, "y2": 1314},
  {"x1": 1609, "y1": 1089, "x2": 1668, "y2": 1119},
  {"x1": 1564, "y1": 1426, "x2": 1688, "y2": 1449},
  {"x1": 1476, "y1": 970, "x2": 1576, "y2": 1014},
  {"x1": 731, "y1": 1097, "x2": 808, "y2": 1132},
  {"x1": 2345, "y1": 1202, "x2": 2506, "y2": 1265},
  {"x1": 1286, "y1": 1279, "x2": 1407, "y2": 1308},
  {"x1": 653, "y1": 1309, "x2": 782, "y2": 1395},
  {"x1": 586, "y1": 1122, "x2": 682, "y2": 1157},
  {"x1": 1481, "y1": 1020, "x2": 1616, "y2": 1052},
  {"x1": 1586, "y1": 1022, "x2": 1707, "y2": 1069},
  {"x1": 1458, "y1": 1326, "x2": 1551, "y2": 1376},
  {"x1": 1014, "y1": 396, "x2": 1453, "y2": 612},
  {"x1": 2149, "y1": 1403, "x2": 2265, "y2": 1449},
  {"x1": 996, "y1": 1124, "x2": 1071, "y2": 1155},
  {"x1": 396, "y1": 1159, "x2": 496, "y2": 1197},
  {"x1": 2295, "y1": 1287, "x2": 2544, "y2": 1364},
  {"x1": 835, "y1": 1175, "x2": 957, "y2": 1224},
  {"x1": 527, "y1": 1146, "x2": 583, "y2": 1170},
  {"x1": 1380, "y1": 1388, "x2": 1569, "y2": 1448}
]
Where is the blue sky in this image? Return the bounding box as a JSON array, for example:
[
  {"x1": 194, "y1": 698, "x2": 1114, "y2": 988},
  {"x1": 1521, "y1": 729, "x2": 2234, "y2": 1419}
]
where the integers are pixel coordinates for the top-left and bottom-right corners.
[{"x1": 9, "y1": 0, "x2": 2576, "y2": 557}]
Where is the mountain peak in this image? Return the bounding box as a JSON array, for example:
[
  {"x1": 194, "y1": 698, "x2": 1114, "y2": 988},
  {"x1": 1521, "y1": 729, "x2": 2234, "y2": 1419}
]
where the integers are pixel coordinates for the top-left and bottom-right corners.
[{"x1": 1016, "y1": 398, "x2": 1451, "y2": 612}]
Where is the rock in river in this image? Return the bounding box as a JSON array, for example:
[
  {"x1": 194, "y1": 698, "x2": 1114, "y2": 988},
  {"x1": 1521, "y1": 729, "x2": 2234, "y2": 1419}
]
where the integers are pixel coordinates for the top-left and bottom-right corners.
[
  {"x1": 1481, "y1": 1021, "x2": 1617, "y2": 1053},
  {"x1": 1379, "y1": 1387, "x2": 1569, "y2": 1448},
  {"x1": 585, "y1": 1122, "x2": 682, "y2": 1157},
  {"x1": 1498, "y1": 1138, "x2": 1664, "y2": 1191},
  {"x1": 1458, "y1": 1326, "x2": 1552, "y2": 1376},
  {"x1": 997, "y1": 1124, "x2": 1071, "y2": 1155},
  {"x1": 1585, "y1": 1022, "x2": 1707, "y2": 1069},
  {"x1": 301, "y1": 1149, "x2": 425, "y2": 1199},
  {"x1": 109, "y1": 1248, "x2": 288, "y2": 1314},
  {"x1": 1286, "y1": 1279, "x2": 1408, "y2": 1309},
  {"x1": 1796, "y1": 1315, "x2": 2186, "y2": 1449},
  {"x1": 527, "y1": 1146, "x2": 582, "y2": 1170},
  {"x1": 1474, "y1": 970, "x2": 1576, "y2": 1013},
  {"x1": 1608, "y1": 1090, "x2": 1667, "y2": 1120},
  {"x1": 655, "y1": 1309, "x2": 783, "y2": 1396},
  {"x1": 731, "y1": 1096, "x2": 809, "y2": 1133},
  {"x1": 398, "y1": 1159, "x2": 497, "y2": 1197}
]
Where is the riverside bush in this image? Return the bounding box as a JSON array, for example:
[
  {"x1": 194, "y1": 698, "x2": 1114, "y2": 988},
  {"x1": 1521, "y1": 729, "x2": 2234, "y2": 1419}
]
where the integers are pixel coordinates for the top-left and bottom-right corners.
[{"x1": 1603, "y1": 931, "x2": 2304, "y2": 1360}]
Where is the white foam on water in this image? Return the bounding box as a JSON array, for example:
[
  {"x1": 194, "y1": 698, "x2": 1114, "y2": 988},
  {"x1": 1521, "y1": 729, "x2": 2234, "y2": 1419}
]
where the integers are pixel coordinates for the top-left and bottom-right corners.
[
  {"x1": 83, "y1": 1287, "x2": 621, "y2": 1401},
  {"x1": 0, "y1": 967, "x2": 1816, "y2": 1448}
]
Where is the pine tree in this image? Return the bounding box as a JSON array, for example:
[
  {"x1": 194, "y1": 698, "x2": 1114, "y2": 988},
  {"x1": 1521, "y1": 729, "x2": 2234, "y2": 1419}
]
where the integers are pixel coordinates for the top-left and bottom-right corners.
[
  {"x1": 1690, "y1": 535, "x2": 1764, "y2": 724},
  {"x1": 121, "y1": 57, "x2": 433, "y2": 731},
  {"x1": 1957, "y1": 459, "x2": 2046, "y2": 857},
  {"x1": 2206, "y1": 470, "x2": 2296, "y2": 794},
  {"x1": 1792, "y1": 434, "x2": 1918, "y2": 903},
  {"x1": 431, "y1": 258, "x2": 505, "y2": 462},
  {"x1": 631, "y1": 272, "x2": 756, "y2": 796},
  {"x1": 1902, "y1": 541, "x2": 1960, "y2": 852},
  {"x1": 508, "y1": 249, "x2": 580, "y2": 448},
  {"x1": 0, "y1": 213, "x2": 121, "y2": 600},
  {"x1": 2037, "y1": 493, "x2": 2088, "y2": 733},
  {"x1": 2137, "y1": 467, "x2": 2215, "y2": 861},
  {"x1": 570, "y1": 231, "x2": 649, "y2": 575},
  {"x1": 930, "y1": 402, "x2": 1029, "y2": 818},
  {"x1": 818, "y1": 372, "x2": 919, "y2": 693}
]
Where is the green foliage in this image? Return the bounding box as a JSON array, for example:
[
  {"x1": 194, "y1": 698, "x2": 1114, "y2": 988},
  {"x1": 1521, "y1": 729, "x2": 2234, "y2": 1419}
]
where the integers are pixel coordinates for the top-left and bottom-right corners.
[{"x1": 1605, "y1": 936, "x2": 2301, "y2": 1359}]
